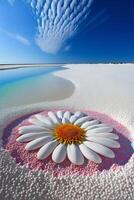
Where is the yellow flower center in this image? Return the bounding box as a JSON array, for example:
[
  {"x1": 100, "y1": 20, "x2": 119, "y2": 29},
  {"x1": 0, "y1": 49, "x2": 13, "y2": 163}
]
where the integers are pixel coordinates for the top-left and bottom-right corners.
[{"x1": 53, "y1": 124, "x2": 85, "y2": 144}]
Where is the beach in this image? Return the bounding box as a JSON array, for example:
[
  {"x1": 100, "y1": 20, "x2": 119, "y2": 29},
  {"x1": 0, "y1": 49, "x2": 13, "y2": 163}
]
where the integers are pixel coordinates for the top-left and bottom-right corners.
[
  {"x1": 0, "y1": 64, "x2": 134, "y2": 199},
  {"x1": 1, "y1": 64, "x2": 134, "y2": 132}
]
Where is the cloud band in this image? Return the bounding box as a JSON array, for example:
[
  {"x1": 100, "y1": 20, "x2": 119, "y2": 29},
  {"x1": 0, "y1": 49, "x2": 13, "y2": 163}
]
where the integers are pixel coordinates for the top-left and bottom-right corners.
[{"x1": 30, "y1": 0, "x2": 94, "y2": 54}]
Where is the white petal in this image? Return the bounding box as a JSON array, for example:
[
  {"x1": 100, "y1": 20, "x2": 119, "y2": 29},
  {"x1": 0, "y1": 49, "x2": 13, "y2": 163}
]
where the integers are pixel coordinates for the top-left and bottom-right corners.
[
  {"x1": 35, "y1": 114, "x2": 54, "y2": 129},
  {"x1": 81, "y1": 120, "x2": 99, "y2": 129},
  {"x1": 16, "y1": 132, "x2": 52, "y2": 142},
  {"x1": 63, "y1": 111, "x2": 71, "y2": 120},
  {"x1": 56, "y1": 111, "x2": 64, "y2": 119},
  {"x1": 74, "y1": 116, "x2": 91, "y2": 126},
  {"x1": 84, "y1": 141, "x2": 115, "y2": 158},
  {"x1": 48, "y1": 111, "x2": 61, "y2": 125},
  {"x1": 86, "y1": 132, "x2": 119, "y2": 140},
  {"x1": 62, "y1": 117, "x2": 70, "y2": 124},
  {"x1": 74, "y1": 111, "x2": 85, "y2": 118},
  {"x1": 29, "y1": 118, "x2": 51, "y2": 129},
  {"x1": 85, "y1": 137, "x2": 120, "y2": 148},
  {"x1": 87, "y1": 126, "x2": 113, "y2": 133},
  {"x1": 52, "y1": 143, "x2": 67, "y2": 163},
  {"x1": 67, "y1": 144, "x2": 84, "y2": 165},
  {"x1": 86, "y1": 123, "x2": 113, "y2": 131},
  {"x1": 69, "y1": 115, "x2": 79, "y2": 124},
  {"x1": 37, "y1": 140, "x2": 58, "y2": 160},
  {"x1": 18, "y1": 125, "x2": 45, "y2": 135},
  {"x1": 25, "y1": 136, "x2": 52, "y2": 151},
  {"x1": 79, "y1": 144, "x2": 102, "y2": 163}
]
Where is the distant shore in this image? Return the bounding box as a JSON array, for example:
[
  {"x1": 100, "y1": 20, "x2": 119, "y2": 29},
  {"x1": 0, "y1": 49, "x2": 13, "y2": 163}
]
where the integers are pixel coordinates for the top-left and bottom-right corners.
[
  {"x1": 0, "y1": 63, "x2": 65, "y2": 70},
  {"x1": 0, "y1": 63, "x2": 134, "y2": 70}
]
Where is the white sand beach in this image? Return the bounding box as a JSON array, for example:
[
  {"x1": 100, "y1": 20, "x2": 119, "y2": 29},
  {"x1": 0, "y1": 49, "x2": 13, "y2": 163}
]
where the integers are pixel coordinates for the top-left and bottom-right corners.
[
  {"x1": 0, "y1": 64, "x2": 134, "y2": 200},
  {"x1": 1, "y1": 63, "x2": 134, "y2": 132}
]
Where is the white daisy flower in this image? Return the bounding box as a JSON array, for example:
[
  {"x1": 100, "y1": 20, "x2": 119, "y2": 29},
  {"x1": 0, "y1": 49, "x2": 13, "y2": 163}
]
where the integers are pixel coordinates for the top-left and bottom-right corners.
[{"x1": 16, "y1": 111, "x2": 120, "y2": 165}]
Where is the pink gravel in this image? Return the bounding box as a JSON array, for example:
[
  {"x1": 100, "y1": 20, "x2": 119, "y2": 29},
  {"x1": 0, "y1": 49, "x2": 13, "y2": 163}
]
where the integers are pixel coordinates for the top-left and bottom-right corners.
[{"x1": 2, "y1": 110, "x2": 133, "y2": 177}]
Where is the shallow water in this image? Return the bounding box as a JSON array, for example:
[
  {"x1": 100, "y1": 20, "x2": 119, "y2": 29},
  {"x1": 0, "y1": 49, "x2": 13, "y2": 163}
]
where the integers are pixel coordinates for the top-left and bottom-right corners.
[{"x1": 0, "y1": 66, "x2": 74, "y2": 110}]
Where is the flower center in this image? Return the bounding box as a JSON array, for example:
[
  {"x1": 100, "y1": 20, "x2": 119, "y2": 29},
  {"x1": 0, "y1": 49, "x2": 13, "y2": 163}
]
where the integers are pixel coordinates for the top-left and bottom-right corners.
[{"x1": 53, "y1": 124, "x2": 85, "y2": 144}]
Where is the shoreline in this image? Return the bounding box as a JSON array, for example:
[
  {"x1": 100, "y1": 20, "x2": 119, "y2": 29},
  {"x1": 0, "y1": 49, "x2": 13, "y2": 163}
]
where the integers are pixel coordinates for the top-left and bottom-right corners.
[
  {"x1": 0, "y1": 63, "x2": 134, "y2": 70},
  {"x1": 0, "y1": 63, "x2": 65, "y2": 70}
]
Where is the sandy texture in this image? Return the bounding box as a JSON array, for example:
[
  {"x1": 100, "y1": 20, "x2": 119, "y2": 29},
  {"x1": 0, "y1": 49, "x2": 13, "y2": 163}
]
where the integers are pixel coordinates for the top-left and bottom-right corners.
[
  {"x1": 0, "y1": 64, "x2": 134, "y2": 200},
  {"x1": 0, "y1": 149, "x2": 134, "y2": 200}
]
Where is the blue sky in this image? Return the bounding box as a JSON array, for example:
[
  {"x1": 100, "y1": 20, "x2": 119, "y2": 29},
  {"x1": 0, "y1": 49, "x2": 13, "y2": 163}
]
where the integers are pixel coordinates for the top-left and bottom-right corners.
[{"x1": 0, "y1": 0, "x2": 134, "y2": 63}]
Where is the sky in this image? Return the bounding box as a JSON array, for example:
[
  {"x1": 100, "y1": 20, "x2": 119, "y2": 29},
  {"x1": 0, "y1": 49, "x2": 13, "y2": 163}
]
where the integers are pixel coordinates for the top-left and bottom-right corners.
[{"x1": 0, "y1": 0, "x2": 134, "y2": 63}]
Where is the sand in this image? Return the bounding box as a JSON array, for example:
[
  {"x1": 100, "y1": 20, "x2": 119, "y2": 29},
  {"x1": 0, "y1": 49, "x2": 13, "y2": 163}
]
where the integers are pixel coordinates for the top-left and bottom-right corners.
[{"x1": 0, "y1": 64, "x2": 134, "y2": 200}]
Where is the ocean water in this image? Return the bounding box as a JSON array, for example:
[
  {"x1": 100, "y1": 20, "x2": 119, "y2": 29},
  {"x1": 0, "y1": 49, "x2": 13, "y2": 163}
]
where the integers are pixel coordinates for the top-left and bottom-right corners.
[
  {"x1": 0, "y1": 66, "x2": 61, "y2": 85},
  {"x1": 0, "y1": 66, "x2": 74, "y2": 110}
]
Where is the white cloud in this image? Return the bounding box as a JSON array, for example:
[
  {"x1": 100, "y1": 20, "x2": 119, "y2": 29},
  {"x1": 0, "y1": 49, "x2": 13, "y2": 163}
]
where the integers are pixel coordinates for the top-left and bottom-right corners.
[
  {"x1": 0, "y1": 27, "x2": 30, "y2": 46},
  {"x1": 35, "y1": 35, "x2": 64, "y2": 54},
  {"x1": 15, "y1": 34, "x2": 30, "y2": 46},
  {"x1": 6, "y1": 0, "x2": 94, "y2": 54},
  {"x1": 28, "y1": 0, "x2": 94, "y2": 54}
]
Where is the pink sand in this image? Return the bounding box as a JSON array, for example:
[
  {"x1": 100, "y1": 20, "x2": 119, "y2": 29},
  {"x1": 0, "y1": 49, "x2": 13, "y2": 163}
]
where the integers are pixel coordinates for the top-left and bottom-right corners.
[{"x1": 3, "y1": 110, "x2": 133, "y2": 177}]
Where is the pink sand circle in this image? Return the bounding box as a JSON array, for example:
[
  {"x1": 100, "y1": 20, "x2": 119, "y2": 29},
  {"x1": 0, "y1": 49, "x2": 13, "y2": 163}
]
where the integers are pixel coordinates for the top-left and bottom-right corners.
[{"x1": 2, "y1": 109, "x2": 133, "y2": 177}]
